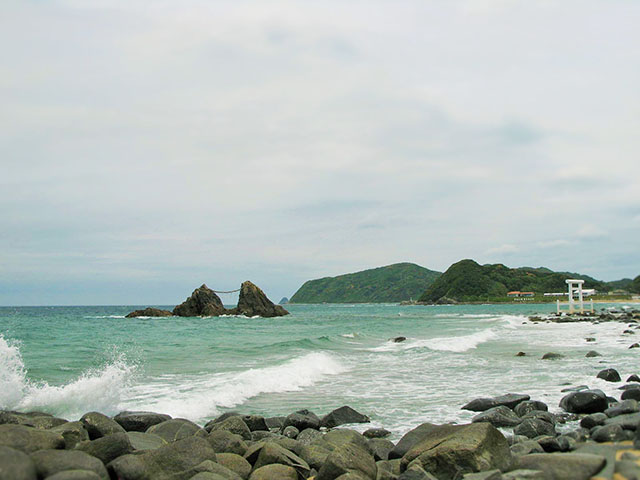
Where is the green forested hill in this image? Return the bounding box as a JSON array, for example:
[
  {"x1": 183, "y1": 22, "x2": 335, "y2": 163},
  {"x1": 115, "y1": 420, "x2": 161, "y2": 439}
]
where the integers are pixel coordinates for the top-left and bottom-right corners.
[
  {"x1": 631, "y1": 276, "x2": 640, "y2": 293},
  {"x1": 289, "y1": 263, "x2": 441, "y2": 303},
  {"x1": 418, "y1": 259, "x2": 608, "y2": 303}
]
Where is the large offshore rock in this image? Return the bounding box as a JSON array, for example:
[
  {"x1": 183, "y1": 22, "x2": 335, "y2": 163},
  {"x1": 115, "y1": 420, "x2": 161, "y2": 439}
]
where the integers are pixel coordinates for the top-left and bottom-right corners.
[
  {"x1": 125, "y1": 308, "x2": 173, "y2": 318},
  {"x1": 146, "y1": 418, "x2": 207, "y2": 442},
  {"x1": 316, "y1": 443, "x2": 377, "y2": 480},
  {"x1": 107, "y1": 436, "x2": 218, "y2": 480},
  {"x1": 512, "y1": 453, "x2": 606, "y2": 480},
  {"x1": 0, "y1": 424, "x2": 65, "y2": 453},
  {"x1": 80, "y1": 412, "x2": 125, "y2": 440},
  {"x1": 29, "y1": 449, "x2": 109, "y2": 480},
  {"x1": 234, "y1": 281, "x2": 289, "y2": 318},
  {"x1": 321, "y1": 406, "x2": 371, "y2": 429},
  {"x1": 173, "y1": 284, "x2": 227, "y2": 317},
  {"x1": 559, "y1": 389, "x2": 608, "y2": 414},
  {"x1": 400, "y1": 423, "x2": 511, "y2": 479},
  {"x1": 74, "y1": 432, "x2": 134, "y2": 465},
  {"x1": 0, "y1": 445, "x2": 37, "y2": 480},
  {"x1": 462, "y1": 394, "x2": 530, "y2": 412},
  {"x1": 114, "y1": 411, "x2": 172, "y2": 432}
]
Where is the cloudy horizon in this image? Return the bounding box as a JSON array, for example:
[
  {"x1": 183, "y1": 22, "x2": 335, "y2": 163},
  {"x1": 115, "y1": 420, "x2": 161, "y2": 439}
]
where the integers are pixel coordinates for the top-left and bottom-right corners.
[{"x1": 1, "y1": 0, "x2": 639, "y2": 305}]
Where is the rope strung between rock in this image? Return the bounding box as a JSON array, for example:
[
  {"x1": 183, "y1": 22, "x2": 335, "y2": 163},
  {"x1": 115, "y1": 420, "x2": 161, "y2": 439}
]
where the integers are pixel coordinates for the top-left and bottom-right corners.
[{"x1": 212, "y1": 288, "x2": 241, "y2": 294}]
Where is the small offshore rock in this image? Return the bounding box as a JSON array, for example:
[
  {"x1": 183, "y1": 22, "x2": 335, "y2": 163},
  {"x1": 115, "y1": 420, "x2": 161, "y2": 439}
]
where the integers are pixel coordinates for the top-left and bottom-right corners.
[
  {"x1": 596, "y1": 368, "x2": 621, "y2": 382},
  {"x1": 515, "y1": 352, "x2": 526, "y2": 357},
  {"x1": 125, "y1": 308, "x2": 173, "y2": 318},
  {"x1": 514, "y1": 401, "x2": 548, "y2": 417},
  {"x1": 585, "y1": 337, "x2": 596, "y2": 342},
  {"x1": 627, "y1": 374, "x2": 640, "y2": 382},
  {"x1": 559, "y1": 389, "x2": 608, "y2": 414},
  {"x1": 629, "y1": 343, "x2": 640, "y2": 349},
  {"x1": 393, "y1": 337, "x2": 407, "y2": 343},
  {"x1": 541, "y1": 352, "x2": 565, "y2": 360},
  {"x1": 580, "y1": 412, "x2": 607, "y2": 429},
  {"x1": 462, "y1": 393, "x2": 530, "y2": 412},
  {"x1": 586, "y1": 351, "x2": 602, "y2": 358},
  {"x1": 321, "y1": 406, "x2": 370, "y2": 428}
]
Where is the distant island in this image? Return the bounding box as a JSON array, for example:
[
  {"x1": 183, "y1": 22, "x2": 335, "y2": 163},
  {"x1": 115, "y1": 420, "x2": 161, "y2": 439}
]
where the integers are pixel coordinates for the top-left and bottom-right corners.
[
  {"x1": 289, "y1": 259, "x2": 639, "y2": 304},
  {"x1": 419, "y1": 259, "x2": 640, "y2": 304},
  {"x1": 289, "y1": 263, "x2": 441, "y2": 303}
]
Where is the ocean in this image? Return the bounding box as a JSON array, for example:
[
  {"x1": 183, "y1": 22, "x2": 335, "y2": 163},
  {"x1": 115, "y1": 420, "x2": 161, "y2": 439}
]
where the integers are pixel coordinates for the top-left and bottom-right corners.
[{"x1": 1, "y1": 303, "x2": 638, "y2": 440}]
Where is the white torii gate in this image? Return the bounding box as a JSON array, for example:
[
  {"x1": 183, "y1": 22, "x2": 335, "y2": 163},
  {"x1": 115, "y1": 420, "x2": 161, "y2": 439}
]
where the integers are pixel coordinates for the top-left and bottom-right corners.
[{"x1": 557, "y1": 279, "x2": 593, "y2": 314}]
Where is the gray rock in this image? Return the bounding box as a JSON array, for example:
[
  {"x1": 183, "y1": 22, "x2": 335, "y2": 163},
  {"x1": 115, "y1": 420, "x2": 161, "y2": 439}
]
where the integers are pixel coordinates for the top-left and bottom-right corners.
[
  {"x1": 206, "y1": 431, "x2": 248, "y2": 456},
  {"x1": 250, "y1": 442, "x2": 310, "y2": 478},
  {"x1": 462, "y1": 470, "x2": 502, "y2": 480},
  {"x1": 580, "y1": 412, "x2": 607, "y2": 429},
  {"x1": 0, "y1": 412, "x2": 68, "y2": 430},
  {"x1": 521, "y1": 411, "x2": 555, "y2": 425},
  {"x1": 513, "y1": 401, "x2": 548, "y2": 417},
  {"x1": 537, "y1": 435, "x2": 574, "y2": 453},
  {"x1": 317, "y1": 443, "x2": 377, "y2": 480},
  {"x1": 297, "y1": 428, "x2": 324, "y2": 445},
  {"x1": 49, "y1": 422, "x2": 89, "y2": 449},
  {"x1": 559, "y1": 389, "x2": 608, "y2": 413},
  {"x1": 45, "y1": 471, "x2": 102, "y2": 480},
  {"x1": 605, "y1": 399, "x2": 638, "y2": 417},
  {"x1": 189, "y1": 473, "x2": 229, "y2": 480},
  {"x1": 80, "y1": 412, "x2": 125, "y2": 440},
  {"x1": 250, "y1": 431, "x2": 280, "y2": 442},
  {"x1": 282, "y1": 426, "x2": 299, "y2": 439},
  {"x1": 590, "y1": 424, "x2": 626, "y2": 442},
  {"x1": 510, "y1": 440, "x2": 544, "y2": 456},
  {"x1": 126, "y1": 431, "x2": 167, "y2": 451},
  {"x1": 296, "y1": 443, "x2": 332, "y2": 471},
  {"x1": 585, "y1": 351, "x2": 602, "y2": 358},
  {"x1": 0, "y1": 445, "x2": 37, "y2": 480},
  {"x1": 173, "y1": 284, "x2": 227, "y2": 317},
  {"x1": 322, "y1": 429, "x2": 372, "y2": 455},
  {"x1": 240, "y1": 415, "x2": 268, "y2": 432},
  {"x1": 596, "y1": 368, "x2": 621, "y2": 382},
  {"x1": 389, "y1": 423, "x2": 440, "y2": 459},
  {"x1": 234, "y1": 281, "x2": 289, "y2": 318},
  {"x1": 29, "y1": 449, "x2": 108, "y2": 480},
  {"x1": 368, "y1": 438, "x2": 394, "y2": 461},
  {"x1": 215, "y1": 453, "x2": 252, "y2": 480},
  {"x1": 283, "y1": 410, "x2": 321, "y2": 431},
  {"x1": 603, "y1": 412, "x2": 640, "y2": 430},
  {"x1": 472, "y1": 406, "x2": 522, "y2": 428},
  {"x1": 462, "y1": 394, "x2": 530, "y2": 412},
  {"x1": 248, "y1": 464, "x2": 297, "y2": 480},
  {"x1": 147, "y1": 418, "x2": 207, "y2": 442},
  {"x1": 264, "y1": 417, "x2": 286, "y2": 430},
  {"x1": 363, "y1": 428, "x2": 391, "y2": 439},
  {"x1": 75, "y1": 432, "x2": 133, "y2": 464},
  {"x1": 125, "y1": 308, "x2": 173, "y2": 318},
  {"x1": 207, "y1": 417, "x2": 251, "y2": 441},
  {"x1": 502, "y1": 470, "x2": 545, "y2": 480},
  {"x1": 541, "y1": 353, "x2": 564, "y2": 360},
  {"x1": 512, "y1": 453, "x2": 606, "y2": 480},
  {"x1": 622, "y1": 388, "x2": 640, "y2": 401},
  {"x1": 513, "y1": 419, "x2": 555, "y2": 438},
  {"x1": 0, "y1": 424, "x2": 65, "y2": 453},
  {"x1": 113, "y1": 411, "x2": 171, "y2": 432},
  {"x1": 321, "y1": 406, "x2": 370, "y2": 429},
  {"x1": 107, "y1": 436, "x2": 218, "y2": 480},
  {"x1": 400, "y1": 423, "x2": 511, "y2": 479},
  {"x1": 165, "y1": 459, "x2": 241, "y2": 480}
]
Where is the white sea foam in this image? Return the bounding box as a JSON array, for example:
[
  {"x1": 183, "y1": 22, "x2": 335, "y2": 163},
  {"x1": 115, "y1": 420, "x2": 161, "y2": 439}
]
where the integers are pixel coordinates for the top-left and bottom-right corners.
[
  {"x1": 123, "y1": 351, "x2": 347, "y2": 420},
  {"x1": 371, "y1": 329, "x2": 497, "y2": 353},
  {"x1": 84, "y1": 315, "x2": 125, "y2": 319},
  {"x1": 0, "y1": 335, "x2": 136, "y2": 419}
]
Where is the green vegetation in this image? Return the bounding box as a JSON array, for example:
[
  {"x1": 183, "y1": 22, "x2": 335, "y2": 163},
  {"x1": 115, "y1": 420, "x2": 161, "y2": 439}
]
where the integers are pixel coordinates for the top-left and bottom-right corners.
[
  {"x1": 418, "y1": 259, "x2": 610, "y2": 304},
  {"x1": 631, "y1": 275, "x2": 640, "y2": 294},
  {"x1": 289, "y1": 263, "x2": 441, "y2": 303}
]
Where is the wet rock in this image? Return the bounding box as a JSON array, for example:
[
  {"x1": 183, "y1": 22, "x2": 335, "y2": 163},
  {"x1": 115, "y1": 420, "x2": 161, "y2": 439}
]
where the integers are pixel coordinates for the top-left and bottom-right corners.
[
  {"x1": 113, "y1": 411, "x2": 171, "y2": 432},
  {"x1": 510, "y1": 440, "x2": 544, "y2": 457},
  {"x1": 514, "y1": 401, "x2": 548, "y2": 417},
  {"x1": 0, "y1": 445, "x2": 37, "y2": 480},
  {"x1": 541, "y1": 352, "x2": 564, "y2": 360},
  {"x1": 629, "y1": 343, "x2": 639, "y2": 349},
  {"x1": 400, "y1": 423, "x2": 511, "y2": 479},
  {"x1": 173, "y1": 284, "x2": 227, "y2": 317},
  {"x1": 579, "y1": 412, "x2": 607, "y2": 429},
  {"x1": 512, "y1": 453, "x2": 606, "y2": 480},
  {"x1": 80, "y1": 412, "x2": 125, "y2": 440},
  {"x1": 0, "y1": 424, "x2": 65, "y2": 453},
  {"x1": 537, "y1": 435, "x2": 574, "y2": 453},
  {"x1": 147, "y1": 418, "x2": 207, "y2": 443},
  {"x1": 627, "y1": 374, "x2": 640, "y2": 382},
  {"x1": 241, "y1": 415, "x2": 268, "y2": 432},
  {"x1": 125, "y1": 431, "x2": 167, "y2": 451},
  {"x1": 559, "y1": 389, "x2": 608, "y2": 414},
  {"x1": 107, "y1": 436, "x2": 218, "y2": 480},
  {"x1": 585, "y1": 351, "x2": 602, "y2": 358},
  {"x1": 234, "y1": 281, "x2": 289, "y2": 318},
  {"x1": 249, "y1": 464, "x2": 298, "y2": 480},
  {"x1": 605, "y1": 399, "x2": 638, "y2": 417},
  {"x1": 30, "y1": 450, "x2": 108, "y2": 480},
  {"x1": 125, "y1": 308, "x2": 173, "y2": 318},
  {"x1": 515, "y1": 352, "x2": 526, "y2": 357},
  {"x1": 75, "y1": 432, "x2": 134, "y2": 465},
  {"x1": 590, "y1": 424, "x2": 627, "y2": 442},
  {"x1": 283, "y1": 410, "x2": 321, "y2": 431},
  {"x1": 317, "y1": 443, "x2": 377, "y2": 480},
  {"x1": 472, "y1": 406, "x2": 522, "y2": 428},
  {"x1": 368, "y1": 438, "x2": 394, "y2": 461},
  {"x1": 621, "y1": 388, "x2": 640, "y2": 401},
  {"x1": 363, "y1": 428, "x2": 391, "y2": 439},
  {"x1": 297, "y1": 428, "x2": 324, "y2": 445},
  {"x1": 393, "y1": 337, "x2": 407, "y2": 343},
  {"x1": 513, "y1": 419, "x2": 556, "y2": 439},
  {"x1": 521, "y1": 411, "x2": 555, "y2": 425},
  {"x1": 321, "y1": 406, "x2": 371, "y2": 429},
  {"x1": 207, "y1": 417, "x2": 251, "y2": 441},
  {"x1": 585, "y1": 337, "x2": 596, "y2": 342},
  {"x1": 282, "y1": 426, "x2": 299, "y2": 439},
  {"x1": 49, "y1": 422, "x2": 90, "y2": 450},
  {"x1": 596, "y1": 368, "x2": 621, "y2": 382},
  {"x1": 462, "y1": 393, "x2": 530, "y2": 412},
  {"x1": 389, "y1": 424, "x2": 440, "y2": 460},
  {"x1": 249, "y1": 442, "x2": 310, "y2": 478},
  {"x1": 207, "y1": 431, "x2": 248, "y2": 456}
]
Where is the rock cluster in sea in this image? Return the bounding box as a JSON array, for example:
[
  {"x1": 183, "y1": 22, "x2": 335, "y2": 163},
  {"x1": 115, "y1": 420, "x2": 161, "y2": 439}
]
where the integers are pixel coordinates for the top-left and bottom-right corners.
[
  {"x1": 2, "y1": 375, "x2": 640, "y2": 480},
  {"x1": 126, "y1": 281, "x2": 289, "y2": 319}
]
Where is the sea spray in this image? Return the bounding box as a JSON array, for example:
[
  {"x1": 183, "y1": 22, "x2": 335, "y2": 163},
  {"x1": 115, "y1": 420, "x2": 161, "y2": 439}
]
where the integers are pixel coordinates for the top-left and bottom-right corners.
[{"x1": 0, "y1": 335, "x2": 27, "y2": 409}]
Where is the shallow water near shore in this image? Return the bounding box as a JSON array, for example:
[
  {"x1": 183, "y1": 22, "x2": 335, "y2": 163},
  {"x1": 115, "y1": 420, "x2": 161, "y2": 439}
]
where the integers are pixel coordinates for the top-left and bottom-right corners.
[{"x1": 1, "y1": 303, "x2": 638, "y2": 440}]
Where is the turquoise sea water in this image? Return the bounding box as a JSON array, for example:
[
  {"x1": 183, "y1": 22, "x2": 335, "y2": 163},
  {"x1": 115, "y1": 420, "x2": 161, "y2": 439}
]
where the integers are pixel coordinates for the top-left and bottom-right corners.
[{"x1": 1, "y1": 303, "x2": 638, "y2": 439}]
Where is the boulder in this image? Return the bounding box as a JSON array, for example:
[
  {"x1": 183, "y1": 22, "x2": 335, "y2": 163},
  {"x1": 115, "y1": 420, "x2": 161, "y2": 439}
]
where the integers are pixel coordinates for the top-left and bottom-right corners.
[
  {"x1": 462, "y1": 394, "x2": 530, "y2": 412},
  {"x1": 80, "y1": 412, "x2": 125, "y2": 440},
  {"x1": 605, "y1": 399, "x2": 638, "y2": 417},
  {"x1": 207, "y1": 416, "x2": 251, "y2": 441},
  {"x1": 125, "y1": 308, "x2": 173, "y2": 318},
  {"x1": 283, "y1": 410, "x2": 321, "y2": 431},
  {"x1": 389, "y1": 424, "x2": 441, "y2": 460},
  {"x1": 559, "y1": 389, "x2": 608, "y2": 414},
  {"x1": 400, "y1": 423, "x2": 511, "y2": 479},
  {"x1": 513, "y1": 401, "x2": 548, "y2": 417},
  {"x1": 146, "y1": 418, "x2": 207, "y2": 442},
  {"x1": 462, "y1": 471, "x2": 502, "y2": 480},
  {"x1": 241, "y1": 415, "x2": 269, "y2": 432},
  {"x1": 297, "y1": 428, "x2": 324, "y2": 445},
  {"x1": 590, "y1": 424, "x2": 626, "y2": 442},
  {"x1": 249, "y1": 464, "x2": 298, "y2": 480},
  {"x1": 107, "y1": 436, "x2": 218, "y2": 480},
  {"x1": 173, "y1": 284, "x2": 227, "y2": 317},
  {"x1": 579, "y1": 413, "x2": 607, "y2": 429},
  {"x1": 368, "y1": 438, "x2": 394, "y2": 461},
  {"x1": 585, "y1": 351, "x2": 602, "y2": 358},
  {"x1": 541, "y1": 352, "x2": 564, "y2": 360},
  {"x1": 215, "y1": 453, "x2": 252, "y2": 480},
  {"x1": 282, "y1": 426, "x2": 299, "y2": 439},
  {"x1": 363, "y1": 428, "x2": 390, "y2": 439},
  {"x1": 0, "y1": 411, "x2": 67, "y2": 430},
  {"x1": 126, "y1": 431, "x2": 167, "y2": 451},
  {"x1": 166, "y1": 459, "x2": 241, "y2": 480},
  {"x1": 627, "y1": 374, "x2": 640, "y2": 382},
  {"x1": 317, "y1": 443, "x2": 377, "y2": 480},
  {"x1": 249, "y1": 442, "x2": 311, "y2": 478},
  {"x1": 510, "y1": 440, "x2": 544, "y2": 457},
  {"x1": 234, "y1": 281, "x2": 289, "y2": 318},
  {"x1": 296, "y1": 443, "x2": 332, "y2": 471},
  {"x1": 512, "y1": 453, "x2": 606, "y2": 480},
  {"x1": 264, "y1": 417, "x2": 286, "y2": 430},
  {"x1": 74, "y1": 432, "x2": 134, "y2": 464},
  {"x1": 45, "y1": 471, "x2": 102, "y2": 480},
  {"x1": 520, "y1": 411, "x2": 556, "y2": 425},
  {"x1": 536, "y1": 435, "x2": 573, "y2": 453},
  {"x1": 472, "y1": 406, "x2": 522, "y2": 428},
  {"x1": 322, "y1": 429, "x2": 372, "y2": 454},
  {"x1": 603, "y1": 412, "x2": 640, "y2": 430},
  {"x1": 513, "y1": 419, "x2": 555, "y2": 439},
  {"x1": 0, "y1": 424, "x2": 65, "y2": 453},
  {"x1": 596, "y1": 368, "x2": 621, "y2": 382},
  {"x1": 206, "y1": 431, "x2": 248, "y2": 456},
  {"x1": 321, "y1": 406, "x2": 371, "y2": 429},
  {"x1": 29, "y1": 450, "x2": 108, "y2": 480},
  {"x1": 622, "y1": 388, "x2": 640, "y2": 401},
  {"x1": 113, "y1": 411, "x2": 171, "y2": 432},
  {"x1": 501, "y1": 470, "x2": 545, "y2": 480},
  {"x1": 49, "y1": 422, "x2": 90, "y2": 449},
  {"x1": 0, "y1": 445, "x2": 37, "y2": 480}
]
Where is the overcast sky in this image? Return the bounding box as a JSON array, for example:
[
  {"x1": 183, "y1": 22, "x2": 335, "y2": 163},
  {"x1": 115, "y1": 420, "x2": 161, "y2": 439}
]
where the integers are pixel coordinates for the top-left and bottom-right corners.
[{"x1": 1, "y1": 0, "x2": 639, "y2": 305}]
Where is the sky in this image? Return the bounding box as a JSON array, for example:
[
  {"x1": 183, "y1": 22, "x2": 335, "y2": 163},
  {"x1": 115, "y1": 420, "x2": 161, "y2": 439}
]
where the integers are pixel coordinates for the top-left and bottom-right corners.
[{"x1": 1, "y1": 0, "x2": 639, "y2": 305}]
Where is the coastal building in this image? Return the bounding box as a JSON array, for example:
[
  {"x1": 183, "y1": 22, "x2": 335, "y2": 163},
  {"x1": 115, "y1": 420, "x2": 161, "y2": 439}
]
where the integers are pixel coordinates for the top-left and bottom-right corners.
[
  {"x1": 556, "y1": 279, "x2": 594, "y2": 314},
  {"x1": 507, "y1": 291, "x2": 534, "y2": 298}
]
